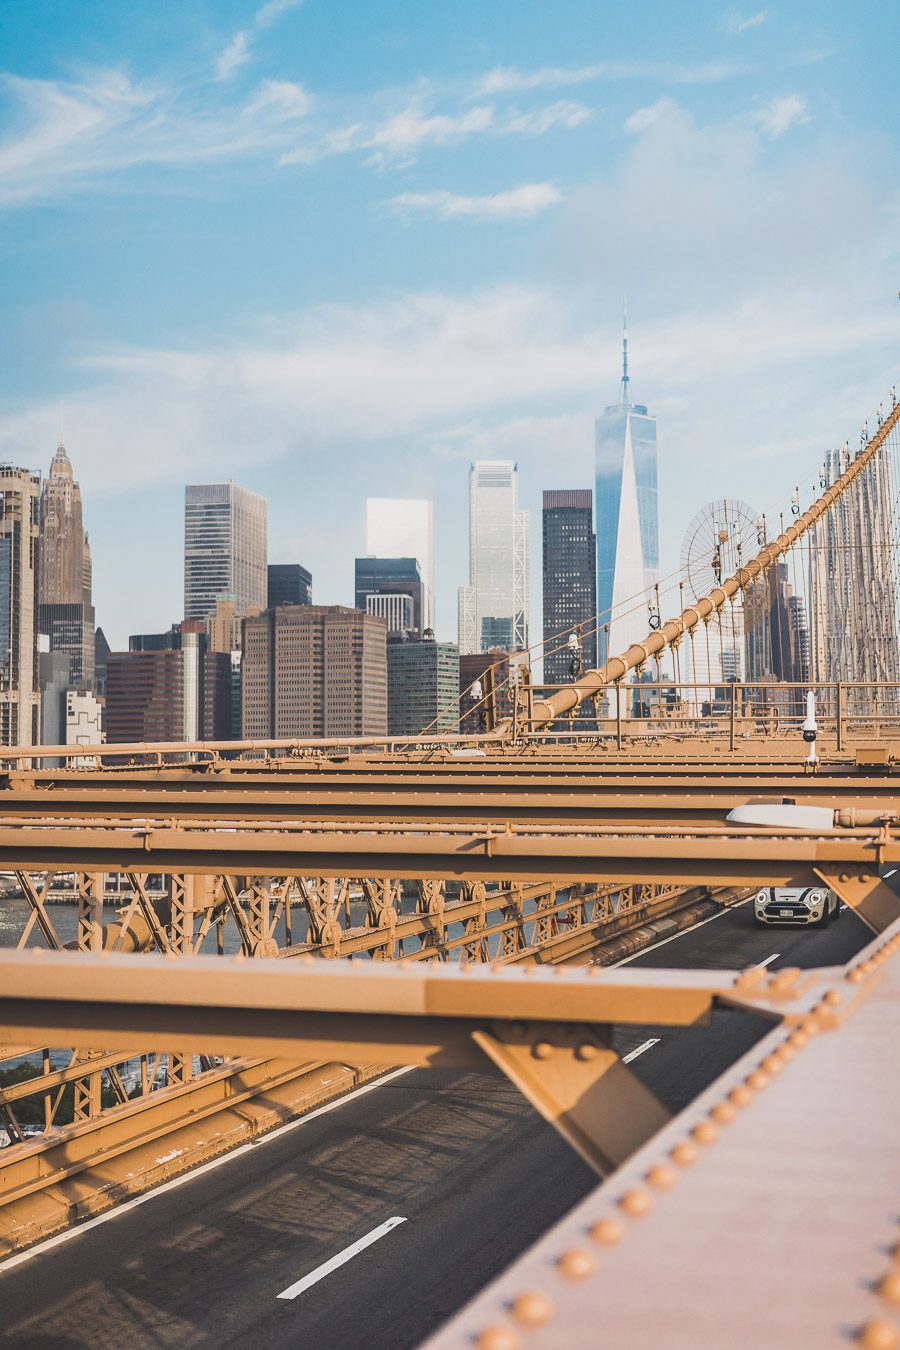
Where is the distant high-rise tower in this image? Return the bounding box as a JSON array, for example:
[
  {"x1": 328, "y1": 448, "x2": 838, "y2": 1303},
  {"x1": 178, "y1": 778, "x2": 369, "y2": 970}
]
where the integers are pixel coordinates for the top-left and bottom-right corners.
[
  {"x1": 267, "y1": 563, "x2": 312, "y2": 609},
  {"x1": 38, "y1": 439, "x2": 86, "y2": 606},
  {"x1": 594, "y1": 311, "x2": 659, "y2": 661},
  {"x1": 37, "y1": 439, "x2": 95, "y2": 692},
  {"x1": 184, "y1": 483, "x2": 267, "y2": 622},
  {"x1": 0, "y1": 465, "x2": 41, "y2": 745},
  {"x1": 542, "y1": 490, "x2": 597, "y2": 687},
  {"x1": 458, "y1": 461, "x2": 530, "y2": 655},
  {"x1": 241, "y1": 605, "x2": 387, "y2": 738},
  {"x1": 355, "y1": 556, "x2": 424, "y2": 635},
  {"x1": 366, "y1": 499, "x2": 434, "y2": 631}
]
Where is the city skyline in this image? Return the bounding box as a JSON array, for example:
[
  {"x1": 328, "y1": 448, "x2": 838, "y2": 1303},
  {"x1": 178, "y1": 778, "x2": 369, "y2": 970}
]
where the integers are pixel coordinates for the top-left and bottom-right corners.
[{"x1": 1, "y1": 3, "x2": 897, "y2": 648}]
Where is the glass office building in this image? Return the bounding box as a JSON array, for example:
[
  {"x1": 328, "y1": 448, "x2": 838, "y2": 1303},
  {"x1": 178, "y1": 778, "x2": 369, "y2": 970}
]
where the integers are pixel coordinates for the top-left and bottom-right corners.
[
  {"x1": 594, "y1": 323, "x2": 658, "y2": 663},
  {"x1": 542, "y1": 490, "x2": 597, "y2": 686},
  {"x1": 366, "y1": 499, "x2": 434, "y2": 631},
  {"x1": 458, "y1": 461, "x2": 530, "y2": 655},
  {"x1": 184, "y1": 482, "x2": 268, "y2": 622}
]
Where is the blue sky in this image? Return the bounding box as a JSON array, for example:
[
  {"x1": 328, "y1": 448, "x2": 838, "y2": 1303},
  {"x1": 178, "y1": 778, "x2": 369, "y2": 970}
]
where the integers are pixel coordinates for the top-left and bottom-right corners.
[{"x1": 1, "y1": 0, "x2": 898, "y2": 647}]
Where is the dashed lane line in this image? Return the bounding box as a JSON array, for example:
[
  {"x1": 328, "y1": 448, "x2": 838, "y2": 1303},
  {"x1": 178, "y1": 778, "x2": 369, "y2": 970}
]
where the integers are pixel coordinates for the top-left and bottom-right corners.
[
  {"x1": 622, "y1": 1038, "x2": 661, "y2": 1064},
  {"x1": 277, "y1": 1217, "x2": 407, "y2": 1300}
]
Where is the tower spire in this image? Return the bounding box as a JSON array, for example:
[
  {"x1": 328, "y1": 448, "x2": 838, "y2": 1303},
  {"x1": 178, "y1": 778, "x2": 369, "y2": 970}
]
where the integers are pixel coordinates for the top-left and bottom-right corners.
[{"x1": 621, "y1": 298, "x2": 631, "y2": 406}]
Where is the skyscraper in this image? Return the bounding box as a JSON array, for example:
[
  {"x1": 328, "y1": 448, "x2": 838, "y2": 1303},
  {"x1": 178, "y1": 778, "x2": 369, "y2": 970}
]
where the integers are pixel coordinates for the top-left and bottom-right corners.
[
  {"x1": 267, "y1": 563, "x2": 312, "y2": 609},
  {"x1": 387, "y1": 635, "x2": 460, "y2": 736},
  {"x1": 366, "y1": 499, "x2": 434, "y2": 630},
  {"x1": 542, "y1": 490, "x2": 597, "y2": 687},
  {"x1": 595, "y1": 314, "x2": 659, "y2": 662},
  {"x1": 458, "y1": 461, "x2": 530, "y2": 655},
  {"x1": 38, "y1": 439, "x2": 95, "y2": 692},
  {"x1": 184, "y1": 482, "x2": 267, "y2": 622},
  {"x1": 241, "y1": 605, "x2": 387, "y2": 738},
  {"x1": 0, "y1": 466, "x2": 42, "y2": 745},
  {"x1": 355, "y1": 556, "x2": 424, "y2": 635},
  {"x1": 38, "y1": 440, "x2": 87, "y2": 605}
]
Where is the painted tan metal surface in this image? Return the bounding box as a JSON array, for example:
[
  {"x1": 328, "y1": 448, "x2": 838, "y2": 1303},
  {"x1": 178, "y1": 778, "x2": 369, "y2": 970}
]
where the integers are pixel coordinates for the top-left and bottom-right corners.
[{"x1": 426, "y1": 923, "x2": 900, "y2": 1350}]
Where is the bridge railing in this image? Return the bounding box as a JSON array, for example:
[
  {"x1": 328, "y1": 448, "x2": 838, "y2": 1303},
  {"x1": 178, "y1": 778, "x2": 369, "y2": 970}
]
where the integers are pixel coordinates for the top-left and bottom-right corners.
[{"x1": 526, "y1": 679, "x2": 900, "y2": 754}]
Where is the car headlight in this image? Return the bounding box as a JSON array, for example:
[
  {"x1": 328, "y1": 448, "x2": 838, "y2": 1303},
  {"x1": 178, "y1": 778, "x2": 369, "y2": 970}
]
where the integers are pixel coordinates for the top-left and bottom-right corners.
[
  {"x1": 806, "y1": 890, "x2": 826, "y2": 908},
  {"x1": 756, "y1": 891, "x2": 767, "y2": 903}
]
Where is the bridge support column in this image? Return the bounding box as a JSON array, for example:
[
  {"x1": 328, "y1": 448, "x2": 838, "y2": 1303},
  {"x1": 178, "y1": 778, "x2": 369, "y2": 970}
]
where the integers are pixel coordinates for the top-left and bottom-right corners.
[
  {"x1": 472, "y1": 1021, "x2": 670, "y2": 1176},
  {"x1": 813, "y1": 865, "x2": 900, "y2": 934}
]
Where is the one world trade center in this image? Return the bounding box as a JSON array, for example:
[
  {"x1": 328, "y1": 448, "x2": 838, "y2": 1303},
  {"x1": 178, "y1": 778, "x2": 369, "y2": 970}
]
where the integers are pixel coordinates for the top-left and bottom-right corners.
[{"x1": 594, "y1": 314, "x2": 659, "y2": 666}]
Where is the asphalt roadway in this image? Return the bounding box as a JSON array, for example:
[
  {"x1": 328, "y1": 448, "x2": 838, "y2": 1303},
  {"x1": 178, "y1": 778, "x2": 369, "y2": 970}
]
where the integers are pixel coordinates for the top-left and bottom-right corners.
[{"x1": 0, "y1": 901, "x2": 872, "y2": 1350}]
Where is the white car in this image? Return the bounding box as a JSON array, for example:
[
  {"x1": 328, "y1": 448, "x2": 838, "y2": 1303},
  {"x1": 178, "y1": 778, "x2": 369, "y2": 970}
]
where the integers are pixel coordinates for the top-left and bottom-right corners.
[{"x1": 753, "y1": 886, "x2": 839, "y2": 928}]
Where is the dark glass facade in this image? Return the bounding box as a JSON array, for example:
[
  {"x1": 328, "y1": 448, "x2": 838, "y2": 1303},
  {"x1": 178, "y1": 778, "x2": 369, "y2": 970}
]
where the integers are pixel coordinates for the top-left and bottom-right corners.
[
  {"x1": 387, "y1": 637, "x2": 459, "y2": 736},
  {"x1": 354, "y1": 557, "x2": 424, "y2": 635},
  {"x1": 267, "y1": 563, "x2": 312, "y2": 609},
  {"x1": 541, "y1": 490, "x2": 597, "y2": 687},
  {"x1": 37, "y1": 601, "x2": 95, "y2": 687}
]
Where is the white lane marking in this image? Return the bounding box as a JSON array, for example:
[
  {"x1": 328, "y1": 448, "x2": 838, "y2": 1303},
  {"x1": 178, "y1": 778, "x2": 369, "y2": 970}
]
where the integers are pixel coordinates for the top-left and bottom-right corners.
[
  {"x1": 0, "y1": 1066, "x2": 415, "y2": 1276},
  {"x1": 754, "y1": 953, "x2": 780, "y2": 968},
  {"x1": 622, "y1": 1038, "x2": 660, "y2": 1064},
  {"x1": 610, "y1": 898, "x2": 750, "y2": 968},
  {"x1": 277, "y1": 1217, "x2": 407, "y2": 1300},
  {"x1": 884, "y1": 869, "x2": 896, "y2": 878}
]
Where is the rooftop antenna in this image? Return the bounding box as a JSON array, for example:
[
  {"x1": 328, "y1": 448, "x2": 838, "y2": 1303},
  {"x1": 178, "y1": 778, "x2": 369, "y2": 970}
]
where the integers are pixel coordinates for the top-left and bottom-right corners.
[
  {"x1": 59, "y1": 400, "x2": 65, "y2": 449},
  {"x1": 621, "y1": 298, "x2": 631, "y2": 406}
]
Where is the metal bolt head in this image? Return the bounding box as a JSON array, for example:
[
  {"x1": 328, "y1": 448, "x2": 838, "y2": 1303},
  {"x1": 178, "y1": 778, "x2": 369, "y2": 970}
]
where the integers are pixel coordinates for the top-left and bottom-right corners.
[
  {"x1": 510, "y1": 1290, "x2": 555, "y2": 1328},
  {"x1": 589, "y1": 1218, "x2": 623, "y2": 1246},
  {"x1": 646, "y1": 1163, "x2": 677, "y2": 1190},
  {"x1": 556, "y1": 1248, "x2": 596, "y2": 1280},
  {"x1": 691, "y1": 1120, "x2": 719, "y2": 1146},
  {"x1": 619, "y1": 1188, "x2": 653, "y2": 1216},
  {"x1": 857, "y1": 1318, "x2": 900, "y2": 1349},
  {"x1": 670, "y1": 1141, "x2": 699, "y2": 1167},
  {"x1": 476, "y1": 1325, "x2": 520, "y2": 1350},
  {"x1": 729, "y1": 1084, "x2": 754, "y2": 1108},
  {"x1": 878, "y1": 1272, "x2": 900, "y2": 1307},
  {"x1": 711, "y1": 1101, "x2": 736, "y2": 1125},
  {"x1": 823, "y1": 988, "x2": 844, "y2": 1007},
  {"x1": 747, "y1": 1070, "x2": 770, "y2": 1091},
  {"x1": 576, "y1": 1042, "x2": 600, "y2": 1061},
  {"x1": 532, "y1": 1040, "x2": 554, "y2": 1060}
]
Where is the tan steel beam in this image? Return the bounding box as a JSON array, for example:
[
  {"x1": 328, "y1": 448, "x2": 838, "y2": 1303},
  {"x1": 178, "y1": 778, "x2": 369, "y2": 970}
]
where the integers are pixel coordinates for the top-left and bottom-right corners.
[
  {"x1": 0, "y1": 818, "x2": 892, "y2": 887},
  {"x1": 0, "y1": 948, "x2": 854, "y2": 1176}
]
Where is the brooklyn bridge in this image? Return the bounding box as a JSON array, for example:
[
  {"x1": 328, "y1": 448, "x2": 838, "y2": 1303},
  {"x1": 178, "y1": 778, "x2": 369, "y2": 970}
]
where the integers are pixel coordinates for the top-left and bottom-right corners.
[{"x1": 1, "y1": 396, "x2": 899, "y2": 1350}]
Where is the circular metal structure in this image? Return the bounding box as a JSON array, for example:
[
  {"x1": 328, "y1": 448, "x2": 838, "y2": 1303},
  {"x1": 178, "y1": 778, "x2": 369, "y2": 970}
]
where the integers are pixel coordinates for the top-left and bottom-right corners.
[{"x1": 680, "y1": 499, "x2": 759, "y2": 603}]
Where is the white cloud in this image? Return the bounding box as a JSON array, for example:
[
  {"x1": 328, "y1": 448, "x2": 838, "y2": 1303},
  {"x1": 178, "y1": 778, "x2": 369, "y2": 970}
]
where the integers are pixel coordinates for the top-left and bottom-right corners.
[
  {"x1": 624, "y1": 97, "x2": 679, "y2": 134},
  {"x1": 557, "y1": 96, "x2": 872, "y2": 305},
  {"x1": 255, "y1": 0, "x2": 303, "y2": 29},
  {"x1": 752, "y1": 93, "x2": 811, "y2": 138},
  {"x1": 214, "y1": 0, "x2": 303, "y2": 80},
  {"x1": 474, "y1": 60, "x2": 744, "y2": 97},
  {"x1": 503, "y1": 101, "x2": 592, "y2": 135},
  {"x1": 280, "y1": 99, "x2": 591, "y2": 169},
  {"x1": 723, "y1": 10, "x2": 771, "y2": 36},
  {"x1": 0, "y1": 69, "x2": 313, "y2": 205},
  {"x1": 388, "y1": 183, "x2": 563, "y2": 221},
  {"x1": 243, "y1": 79, "x2": 311, "y2": 120},
  {"x1": 215, "y1": 31, "x2": 252, "y2": 82}
]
